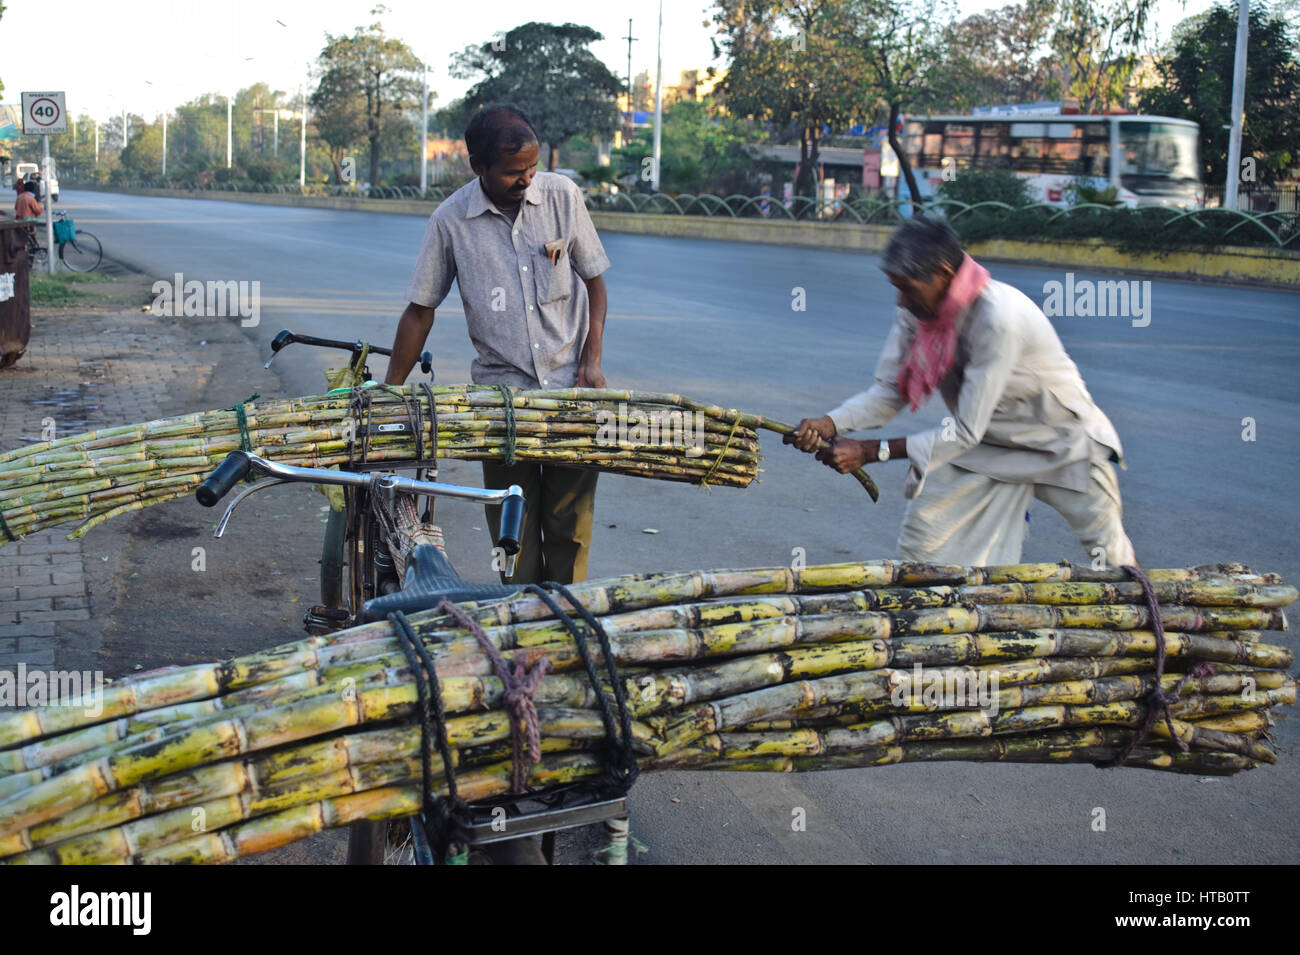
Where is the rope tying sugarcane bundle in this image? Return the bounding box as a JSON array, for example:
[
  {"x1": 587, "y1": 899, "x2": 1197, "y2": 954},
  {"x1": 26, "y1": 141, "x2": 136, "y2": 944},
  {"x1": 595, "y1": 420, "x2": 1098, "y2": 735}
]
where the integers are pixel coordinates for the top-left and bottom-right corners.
[
  {"x1": 388, "y1": 610, "x2": 470, "y2": 865},
  {"x1": 0, "y1": 560, "x2": 1291, "y2": 864}
]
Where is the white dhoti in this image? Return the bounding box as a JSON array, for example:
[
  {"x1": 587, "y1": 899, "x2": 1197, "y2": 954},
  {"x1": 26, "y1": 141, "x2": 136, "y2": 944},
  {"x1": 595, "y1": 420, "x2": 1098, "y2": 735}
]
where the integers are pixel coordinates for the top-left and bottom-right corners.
[{"x1": 896, "y1": 459, "x2": 1136, "y2": 568}]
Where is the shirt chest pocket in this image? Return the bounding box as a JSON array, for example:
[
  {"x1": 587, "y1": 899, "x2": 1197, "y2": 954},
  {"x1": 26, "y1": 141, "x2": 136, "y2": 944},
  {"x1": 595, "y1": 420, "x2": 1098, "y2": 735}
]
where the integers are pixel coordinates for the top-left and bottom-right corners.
[{"x1": 532, "y1": 250, "x2": 572, "y2": 305}]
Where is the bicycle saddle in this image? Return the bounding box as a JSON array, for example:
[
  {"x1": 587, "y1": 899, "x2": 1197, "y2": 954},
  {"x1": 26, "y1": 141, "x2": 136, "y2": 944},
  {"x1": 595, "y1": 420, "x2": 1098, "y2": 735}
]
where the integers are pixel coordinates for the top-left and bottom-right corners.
[{"x1": 361, "y1": 544, "x2": 521, "y2": 622}]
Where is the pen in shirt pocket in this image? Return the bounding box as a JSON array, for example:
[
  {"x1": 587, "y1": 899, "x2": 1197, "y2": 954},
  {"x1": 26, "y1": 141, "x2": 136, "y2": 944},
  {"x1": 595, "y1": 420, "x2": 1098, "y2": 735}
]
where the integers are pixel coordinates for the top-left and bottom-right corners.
[{"x1": 544, "y1": 239, "x2": 565, "y2": 266}]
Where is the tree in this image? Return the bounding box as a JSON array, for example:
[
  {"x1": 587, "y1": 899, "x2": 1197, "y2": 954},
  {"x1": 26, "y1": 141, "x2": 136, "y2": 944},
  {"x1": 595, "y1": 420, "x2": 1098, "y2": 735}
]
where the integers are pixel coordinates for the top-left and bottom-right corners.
[
  {"x1": 940, "y1": 2, "x2": 1058, "y2": 110},
  {"x1": 447, "y1": 22, "x2": 623, "y2": 171},
  {"x1": 1043, "y1": 0, "x2": 1157, "y2": 112},
  {"x1": 1139, "y1": 3, "x2": 1300, "y2": 185},
  {"x1": 311, "y1": 11, "x2": 423, "y2": 185},
  {"x1": 120, "y1": 120, "x2": 164, "y2": 179},
  {"x1": 828, "y1": 0, "x2": 955, "y2": 206},
  {"x1": 614, "y1": 97, "x2": 757, "y2": 194},
  {"x1": 712, "y1": 0, "x2": 865, "y2": 199}
]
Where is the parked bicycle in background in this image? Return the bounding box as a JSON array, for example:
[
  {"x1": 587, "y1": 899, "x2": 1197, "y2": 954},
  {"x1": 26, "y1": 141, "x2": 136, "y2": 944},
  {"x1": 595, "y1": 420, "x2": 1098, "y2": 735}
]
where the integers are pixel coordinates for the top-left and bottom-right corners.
[{"x1": 23, "y1": 210, "x2": 102, "y2": 273}]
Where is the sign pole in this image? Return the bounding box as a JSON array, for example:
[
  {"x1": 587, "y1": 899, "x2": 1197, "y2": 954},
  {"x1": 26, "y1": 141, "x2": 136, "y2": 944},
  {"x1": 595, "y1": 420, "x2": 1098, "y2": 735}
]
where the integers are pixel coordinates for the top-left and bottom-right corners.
[{"x1": 42, "y1": 134, "x2": 55, "y2": 275}]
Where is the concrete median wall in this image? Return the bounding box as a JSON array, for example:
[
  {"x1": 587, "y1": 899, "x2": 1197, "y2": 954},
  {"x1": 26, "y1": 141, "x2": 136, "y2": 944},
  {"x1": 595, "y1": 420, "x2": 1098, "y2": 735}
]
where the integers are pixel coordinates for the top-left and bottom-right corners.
[{"x1": 75, "y1": 185, "x2": 1299, "y2": 289}]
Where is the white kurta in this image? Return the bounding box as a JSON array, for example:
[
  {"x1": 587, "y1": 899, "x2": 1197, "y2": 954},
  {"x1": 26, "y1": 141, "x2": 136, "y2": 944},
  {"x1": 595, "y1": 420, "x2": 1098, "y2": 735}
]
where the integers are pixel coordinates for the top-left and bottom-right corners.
[
  {"x1": 828, "y1": 279, "x2": 1135, "y2": 567},
  {"x1": 828, "y1": 278, "x2": 1125, "y2": 500}
]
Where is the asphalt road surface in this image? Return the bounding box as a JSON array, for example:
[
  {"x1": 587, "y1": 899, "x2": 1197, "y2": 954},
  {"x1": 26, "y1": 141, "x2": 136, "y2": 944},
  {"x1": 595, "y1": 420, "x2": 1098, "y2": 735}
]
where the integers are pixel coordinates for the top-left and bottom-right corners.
[{"x1": 55, "y1": 189, "x2": 1300, "y2": 864}]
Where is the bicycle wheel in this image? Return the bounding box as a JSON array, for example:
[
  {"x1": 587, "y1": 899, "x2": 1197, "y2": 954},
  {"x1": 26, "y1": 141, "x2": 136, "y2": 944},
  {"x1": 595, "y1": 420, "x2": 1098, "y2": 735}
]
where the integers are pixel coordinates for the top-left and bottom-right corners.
[
  {"x1": 60, "y1": 230, "x2": 102, "y2": 273},
  {"x1": 27, "y1": 240, "x2": 48, "y2": 270}
]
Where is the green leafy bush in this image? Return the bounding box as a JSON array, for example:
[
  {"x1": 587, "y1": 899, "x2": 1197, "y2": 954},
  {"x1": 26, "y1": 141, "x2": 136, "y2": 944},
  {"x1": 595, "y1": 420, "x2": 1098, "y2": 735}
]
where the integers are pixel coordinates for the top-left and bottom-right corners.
[{"x1": 937, "y1": 168, "x2": 1033, "y2": 208}]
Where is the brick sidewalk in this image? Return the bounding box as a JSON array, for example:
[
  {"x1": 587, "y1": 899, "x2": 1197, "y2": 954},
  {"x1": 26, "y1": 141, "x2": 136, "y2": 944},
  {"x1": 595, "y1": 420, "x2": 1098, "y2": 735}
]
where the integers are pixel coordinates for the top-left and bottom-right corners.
[{"x1": 0, "y1": 305, "x2": 222, "y2": 670}]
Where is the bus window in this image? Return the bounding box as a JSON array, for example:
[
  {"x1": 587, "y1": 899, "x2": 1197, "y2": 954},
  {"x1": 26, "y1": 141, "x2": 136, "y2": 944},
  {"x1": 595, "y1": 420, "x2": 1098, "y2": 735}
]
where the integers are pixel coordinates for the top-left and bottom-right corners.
[
  {"x1": 943, "y1": 124, "x2": 975, "y2": 169},
  {"x1": 1046, "y1": 139, "x2": 1082, "y2": 173},
  {"x1": 1118, "y1": 122, "x2": 1200, "y2": 192},
  {"x1": 1083, "y1": 140, "x2": 1110, "y2": 178},
  {"x1": 920, "y1": 130, "x2": 943, "y2": 167},
  {"x1": 975, "y1": 123, "x2": 1012, "y2": 170}
]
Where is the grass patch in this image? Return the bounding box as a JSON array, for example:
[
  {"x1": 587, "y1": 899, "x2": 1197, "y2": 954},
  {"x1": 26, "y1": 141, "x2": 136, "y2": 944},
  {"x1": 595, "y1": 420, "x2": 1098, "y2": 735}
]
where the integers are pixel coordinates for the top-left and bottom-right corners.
[{"x1": 30, "y1": 270, "x2": 108, "y2": 306}]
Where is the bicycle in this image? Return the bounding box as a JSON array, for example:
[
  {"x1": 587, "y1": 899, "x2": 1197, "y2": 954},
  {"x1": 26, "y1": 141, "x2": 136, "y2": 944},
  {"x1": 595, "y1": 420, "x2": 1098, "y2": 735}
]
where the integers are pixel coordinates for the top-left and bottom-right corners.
[
  {"x1": 198, "y1": 330, "x2": 631, "y2": 865},
  {"x1": 23, "y1": 210, "x2": 102, "y2": 273}
]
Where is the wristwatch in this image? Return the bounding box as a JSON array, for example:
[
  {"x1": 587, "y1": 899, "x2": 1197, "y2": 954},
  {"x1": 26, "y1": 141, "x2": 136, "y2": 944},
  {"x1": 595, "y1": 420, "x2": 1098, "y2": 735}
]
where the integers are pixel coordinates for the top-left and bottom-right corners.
[{"x1": 877, "y1": 441, "x2": 891, "y2": 463}]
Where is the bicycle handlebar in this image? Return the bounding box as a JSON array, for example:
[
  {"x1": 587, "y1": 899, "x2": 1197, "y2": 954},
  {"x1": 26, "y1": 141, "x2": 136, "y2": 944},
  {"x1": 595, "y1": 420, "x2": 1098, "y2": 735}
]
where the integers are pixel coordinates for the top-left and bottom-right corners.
[
  {"x1": 268, "y1": 329, "x2": 392, "y2": 358},
  {"x1": 197, "y1": 451, "x2": 519, "y2": 507},
  {"x1": 196, "y1": 452, "x2": 252, "y2": 506}
]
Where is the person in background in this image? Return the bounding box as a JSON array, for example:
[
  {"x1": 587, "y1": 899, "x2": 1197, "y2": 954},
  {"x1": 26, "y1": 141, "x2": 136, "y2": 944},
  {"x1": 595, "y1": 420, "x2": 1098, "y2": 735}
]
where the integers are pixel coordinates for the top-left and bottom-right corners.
[{"x1": 13, "y1": 180, "x2": 41, "y2": 227}]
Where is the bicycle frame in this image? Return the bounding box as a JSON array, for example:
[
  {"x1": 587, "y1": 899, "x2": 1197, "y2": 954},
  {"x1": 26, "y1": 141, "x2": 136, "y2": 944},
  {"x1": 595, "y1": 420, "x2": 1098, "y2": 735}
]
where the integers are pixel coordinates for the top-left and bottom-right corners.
[{"x1": 199, "y1": 333, "x2": 631, "y2": 865}]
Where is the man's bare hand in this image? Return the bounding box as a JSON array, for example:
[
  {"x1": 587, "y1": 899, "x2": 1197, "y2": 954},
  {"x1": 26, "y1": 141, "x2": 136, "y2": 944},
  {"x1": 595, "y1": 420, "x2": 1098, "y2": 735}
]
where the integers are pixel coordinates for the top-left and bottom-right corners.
[
  {"x1": 784, "y1": 415, "x2": 837, "y2": 453},
  {"x1": 578, "y1": 360, "x2": 606, "y2": 389},
  {"x1": 815, "y1": 436, "x2": 870, "y2": 473}
]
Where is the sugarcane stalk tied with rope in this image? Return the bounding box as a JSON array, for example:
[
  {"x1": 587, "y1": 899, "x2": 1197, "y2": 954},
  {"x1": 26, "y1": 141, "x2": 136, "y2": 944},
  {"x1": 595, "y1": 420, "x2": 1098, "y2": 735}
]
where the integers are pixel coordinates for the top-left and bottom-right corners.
[{"x1": 0, "y1": 559, "x2": 1292, "y2": 864}]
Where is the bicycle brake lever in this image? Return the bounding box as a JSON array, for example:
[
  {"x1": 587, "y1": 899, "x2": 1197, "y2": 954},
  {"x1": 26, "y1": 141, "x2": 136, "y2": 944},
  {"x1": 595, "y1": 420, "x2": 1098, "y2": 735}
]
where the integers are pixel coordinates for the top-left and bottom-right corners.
[{"x1": 212, "y1": 478, "x2": 290, "y2": 537}]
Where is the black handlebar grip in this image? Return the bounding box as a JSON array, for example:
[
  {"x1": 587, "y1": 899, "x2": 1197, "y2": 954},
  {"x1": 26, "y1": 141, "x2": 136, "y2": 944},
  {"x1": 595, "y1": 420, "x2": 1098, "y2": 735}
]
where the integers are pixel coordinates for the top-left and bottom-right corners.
[
  {"x1": 196, "y1": 452, "x2": 251, "y2": 507},
  {"x1": 270, "y1": 329, "x2": 294, "y2": 353},
  {"x1": 497, "y1": 488, "x2": 526, "y2": 555},
  {"x1": 419, "y1": 350, "x2": 433, "y2": 375}
]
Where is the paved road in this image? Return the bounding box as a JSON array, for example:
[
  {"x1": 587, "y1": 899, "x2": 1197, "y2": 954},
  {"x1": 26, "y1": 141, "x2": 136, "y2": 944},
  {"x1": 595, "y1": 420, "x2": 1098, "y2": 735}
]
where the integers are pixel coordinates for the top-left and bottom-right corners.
[{"x1": 60, "y1": 189, "x2": 1300, "y2": 863}]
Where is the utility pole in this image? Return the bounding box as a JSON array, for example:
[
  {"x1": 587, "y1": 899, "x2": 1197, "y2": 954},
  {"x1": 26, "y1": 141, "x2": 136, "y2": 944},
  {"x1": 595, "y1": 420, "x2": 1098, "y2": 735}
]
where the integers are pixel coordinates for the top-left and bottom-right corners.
[
  {"x1": 1224, "y1": 0, "x2": 1249, "y2": 210},
  {"x1": 622, "y1": 19, "x2": 637, "y2": 144}
]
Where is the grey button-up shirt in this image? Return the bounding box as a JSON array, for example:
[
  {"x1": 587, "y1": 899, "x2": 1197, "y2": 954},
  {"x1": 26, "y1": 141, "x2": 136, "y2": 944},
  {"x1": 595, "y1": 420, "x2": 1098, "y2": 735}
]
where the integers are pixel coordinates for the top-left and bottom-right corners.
[
  {"x1": 406, "y1": 171, "x2": 611, "y2": 388},
  {"x1": 828, "y1": 278, "x2": 1124, "y2": 499}
]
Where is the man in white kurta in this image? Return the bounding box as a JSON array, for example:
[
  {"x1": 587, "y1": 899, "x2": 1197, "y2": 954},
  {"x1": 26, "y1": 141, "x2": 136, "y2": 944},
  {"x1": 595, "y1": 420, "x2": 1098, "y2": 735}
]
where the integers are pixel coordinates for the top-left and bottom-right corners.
[{"x1": 792, "y1": 221, "x2": 1136, "y2": 568}]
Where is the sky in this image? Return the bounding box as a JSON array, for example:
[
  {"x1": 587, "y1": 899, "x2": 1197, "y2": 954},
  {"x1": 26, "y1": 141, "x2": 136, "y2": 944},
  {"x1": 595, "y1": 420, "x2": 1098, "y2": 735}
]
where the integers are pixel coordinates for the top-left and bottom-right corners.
[{"x1": 1, "y1": 0, "x2": 1226, "y2": 123}]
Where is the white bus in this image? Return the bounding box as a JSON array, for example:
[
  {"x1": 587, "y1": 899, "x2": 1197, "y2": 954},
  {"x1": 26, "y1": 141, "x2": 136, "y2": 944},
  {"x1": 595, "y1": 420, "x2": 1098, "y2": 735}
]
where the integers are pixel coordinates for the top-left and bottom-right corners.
[{"x1": 898, "y1": 113, "x2": 1202, "y2": 209}]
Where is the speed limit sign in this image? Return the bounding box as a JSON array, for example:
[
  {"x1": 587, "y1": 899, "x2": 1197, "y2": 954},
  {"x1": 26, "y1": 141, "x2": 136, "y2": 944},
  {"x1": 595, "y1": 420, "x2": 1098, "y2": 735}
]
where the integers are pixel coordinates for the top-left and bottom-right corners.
[{"x1": 21, "y1": 91, "x2": 67, "y2": 135}]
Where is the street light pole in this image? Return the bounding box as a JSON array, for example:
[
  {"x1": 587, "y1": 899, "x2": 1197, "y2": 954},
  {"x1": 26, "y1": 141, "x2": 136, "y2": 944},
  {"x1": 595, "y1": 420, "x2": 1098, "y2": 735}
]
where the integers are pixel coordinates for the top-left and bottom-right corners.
[
  {"x1": 651, "y1": 0, "x2": 663, "y2": 191},
  {"x1": 277, "y1": 19, "x2": 309, "y2": 189},
  {"x1": 146, "y1": 80, "x2": 167, "y2": 179},
  {"x1": 1224, "y1": 0, "x2": 1249, "y2": 210},
  {"x1": 300, "y1": 80, "x2": 307, "y2": 188},
  {"x1": 420, "y1": 62, "x2": 429, "y2": 196}
]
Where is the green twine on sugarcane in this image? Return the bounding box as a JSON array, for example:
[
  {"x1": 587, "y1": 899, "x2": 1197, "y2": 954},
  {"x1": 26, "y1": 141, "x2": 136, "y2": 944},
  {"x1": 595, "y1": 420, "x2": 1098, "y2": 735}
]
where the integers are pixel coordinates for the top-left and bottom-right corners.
[
  {"x1": 495, "y1": 384, "x2": 517, "y2": 466},
  {"x1": 225, "y1": 393, "x2": 261, "y2": 453},
  {"x1": 699, "y1": 410, "x2": 743, "y2": 491},
  {"x1": 0, "y1": 507, "x2": 15, "y2": 543}
]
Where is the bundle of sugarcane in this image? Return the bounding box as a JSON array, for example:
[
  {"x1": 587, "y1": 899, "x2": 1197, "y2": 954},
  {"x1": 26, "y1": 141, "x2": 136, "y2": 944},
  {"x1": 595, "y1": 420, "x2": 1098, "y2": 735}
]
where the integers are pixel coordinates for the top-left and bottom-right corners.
[
  {"x1": 0, "y1": 385, "x2": 877, "y2": 545},
  {"x1": 0, "y1": 559, "x2": 1293, "y2": 864}
]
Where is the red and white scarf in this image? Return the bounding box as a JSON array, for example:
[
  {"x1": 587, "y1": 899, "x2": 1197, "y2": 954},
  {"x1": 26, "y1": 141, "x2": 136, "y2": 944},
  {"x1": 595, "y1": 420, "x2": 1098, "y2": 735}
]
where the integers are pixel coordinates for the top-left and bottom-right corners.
[{"x1": 897, "y1": 253, "x2": 990, "y2": 412}]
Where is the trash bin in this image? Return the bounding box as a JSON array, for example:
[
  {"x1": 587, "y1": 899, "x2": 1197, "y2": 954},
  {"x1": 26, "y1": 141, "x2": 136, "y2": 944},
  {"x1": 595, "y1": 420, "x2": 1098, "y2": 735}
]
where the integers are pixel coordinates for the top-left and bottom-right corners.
[{"x1": 0, "y1": 220, "x2": 32, "y2": 369}]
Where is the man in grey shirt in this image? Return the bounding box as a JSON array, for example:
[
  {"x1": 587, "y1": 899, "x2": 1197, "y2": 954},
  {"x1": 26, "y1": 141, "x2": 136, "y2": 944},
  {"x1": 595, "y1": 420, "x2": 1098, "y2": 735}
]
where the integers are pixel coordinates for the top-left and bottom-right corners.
[{"x1": 385, "y1": 104, "x2": 611, "y2": 586}]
